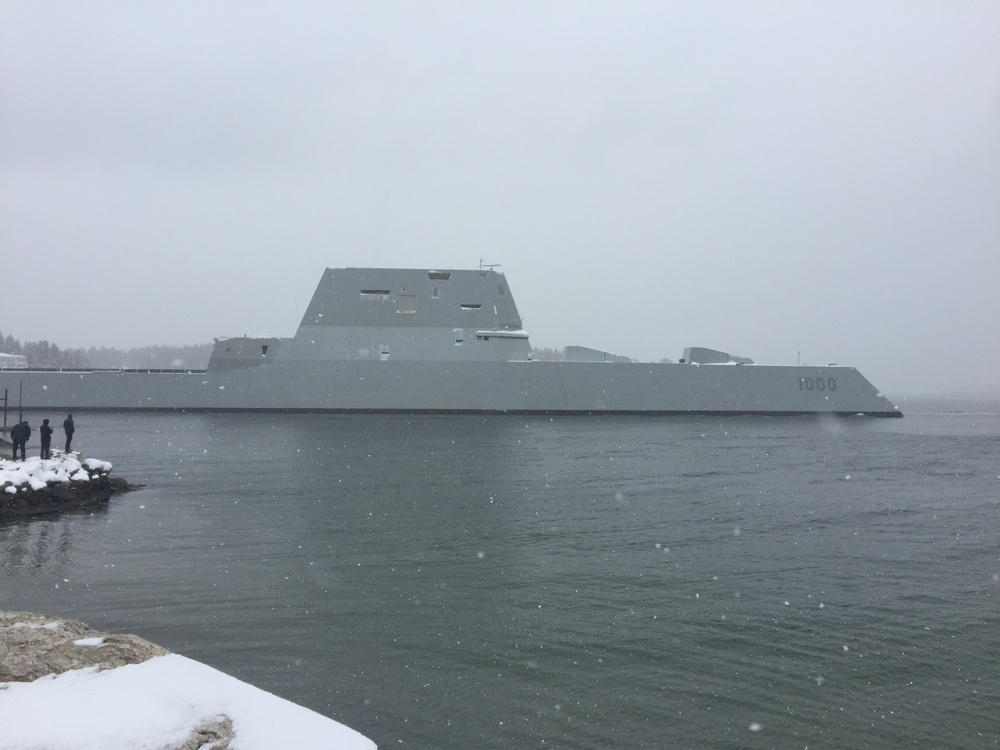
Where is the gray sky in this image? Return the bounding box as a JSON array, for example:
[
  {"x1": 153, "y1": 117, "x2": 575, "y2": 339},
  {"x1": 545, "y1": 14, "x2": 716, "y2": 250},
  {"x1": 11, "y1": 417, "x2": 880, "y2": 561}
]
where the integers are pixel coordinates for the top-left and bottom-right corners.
[{"x1": 2, "y1": 1, "x2": 998, "y2": 397}]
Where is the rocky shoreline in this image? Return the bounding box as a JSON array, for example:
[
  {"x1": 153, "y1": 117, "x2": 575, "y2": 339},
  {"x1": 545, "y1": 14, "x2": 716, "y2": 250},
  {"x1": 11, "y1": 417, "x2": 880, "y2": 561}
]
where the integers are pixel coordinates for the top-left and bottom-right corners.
[
  {"x1": 0, "y1": 453, "x2": 137, "y2": 519},
  {"x1": 0, "y1": 473, "x2": 134, "y2": 517}
]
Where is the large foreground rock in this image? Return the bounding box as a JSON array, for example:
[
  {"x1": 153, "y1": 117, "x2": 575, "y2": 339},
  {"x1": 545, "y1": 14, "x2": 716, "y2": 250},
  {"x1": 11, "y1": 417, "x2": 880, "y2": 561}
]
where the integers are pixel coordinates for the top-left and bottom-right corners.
[
  {"x1": 0, "y1": 610, "x2": 168, "y2": 682},
  {"x1": 0, "y1": 611, "x2": 375, "y2": 750},
  {"x1": 0, "y1": 611, "x2": 235, "y2": 749}
]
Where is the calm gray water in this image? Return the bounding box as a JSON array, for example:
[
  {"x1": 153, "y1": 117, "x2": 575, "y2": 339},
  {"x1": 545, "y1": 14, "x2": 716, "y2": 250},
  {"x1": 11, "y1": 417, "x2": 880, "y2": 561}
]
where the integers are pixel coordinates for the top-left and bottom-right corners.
[{"x1": 2, "y1": 399, "x2": 999, "y2": 748}]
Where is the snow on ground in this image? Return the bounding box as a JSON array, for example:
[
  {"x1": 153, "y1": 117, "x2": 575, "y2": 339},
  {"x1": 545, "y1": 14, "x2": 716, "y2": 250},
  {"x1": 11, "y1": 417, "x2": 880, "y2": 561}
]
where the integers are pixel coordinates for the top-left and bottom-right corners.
[
  {"x1": 1, "y1": 453, "x2": 110, "y2": 493},
  {"x1": 0, "y1": 653, "x2": 376, "y2": 750}
]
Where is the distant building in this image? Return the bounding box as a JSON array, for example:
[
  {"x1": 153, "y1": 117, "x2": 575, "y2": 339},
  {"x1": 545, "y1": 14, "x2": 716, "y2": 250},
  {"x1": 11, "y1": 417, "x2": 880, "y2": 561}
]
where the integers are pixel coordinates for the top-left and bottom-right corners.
[{"x1": 0, "y1": 353, "x2": 28, "y2": 369}]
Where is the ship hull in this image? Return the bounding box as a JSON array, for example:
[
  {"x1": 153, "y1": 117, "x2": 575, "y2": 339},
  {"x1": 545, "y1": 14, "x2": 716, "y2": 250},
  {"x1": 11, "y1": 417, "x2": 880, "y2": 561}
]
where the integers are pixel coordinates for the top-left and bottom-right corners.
[{"x1": 1, "y1": 361, "x2": 900, "y2": 416}]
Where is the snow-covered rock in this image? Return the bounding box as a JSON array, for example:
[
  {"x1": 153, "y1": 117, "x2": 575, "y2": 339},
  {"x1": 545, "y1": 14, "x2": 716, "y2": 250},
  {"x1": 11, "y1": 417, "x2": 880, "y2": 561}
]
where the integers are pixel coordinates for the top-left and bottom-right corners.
[
  {"x1": 0, "y1": 611, "x2": 376, "y2": 750},
  {"x1": 0, "y1": 454, "x2": 132, "y2": 517}
]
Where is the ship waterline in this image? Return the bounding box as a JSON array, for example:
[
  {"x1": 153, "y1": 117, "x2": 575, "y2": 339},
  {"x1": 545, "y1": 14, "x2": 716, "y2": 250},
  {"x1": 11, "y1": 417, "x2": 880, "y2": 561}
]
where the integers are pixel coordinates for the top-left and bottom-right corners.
[{"x1": 0, "y1": 267, "x2": 900, "y2": 416}]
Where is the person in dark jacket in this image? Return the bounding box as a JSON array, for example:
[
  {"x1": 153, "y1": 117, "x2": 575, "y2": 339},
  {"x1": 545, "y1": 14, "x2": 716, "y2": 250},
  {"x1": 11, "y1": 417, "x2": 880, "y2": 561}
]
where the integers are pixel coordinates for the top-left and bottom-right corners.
[
  {"x1": 63, "y1": 413, "x2": 75, "y2": 453},
  {"x1": 8, "y1": 422, "x2": 23, "y2": 460},
  {"x1": 10, "y1": 421, "x2": 30, "y2": 460},
  {"x1": 40, "y1": 418, "x2": 53, "y2": 459}
]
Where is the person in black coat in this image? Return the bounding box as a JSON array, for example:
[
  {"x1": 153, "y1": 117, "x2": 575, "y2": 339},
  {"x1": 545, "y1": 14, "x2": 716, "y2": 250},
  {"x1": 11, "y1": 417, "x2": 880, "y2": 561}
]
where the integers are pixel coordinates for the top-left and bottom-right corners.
[
  {"x1": 63, "y1": 413, "x2": 75, "y2": 453},
  {"x1": 10, "y1": 421, "x2": 30, "y2": 460},
  {"x1": 8, "y1": 422, "x2": 23, "y2": 460},
  {"x1": 40, "y1": 418, "x2": 53, "y2": 459}
]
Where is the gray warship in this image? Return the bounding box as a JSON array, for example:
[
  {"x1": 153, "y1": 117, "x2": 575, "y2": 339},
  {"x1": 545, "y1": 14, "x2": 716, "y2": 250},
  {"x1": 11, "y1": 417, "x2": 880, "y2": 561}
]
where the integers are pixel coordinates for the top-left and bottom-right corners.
[{"x1": 0, "y1": 267, "x2": 900, "y2": 416}]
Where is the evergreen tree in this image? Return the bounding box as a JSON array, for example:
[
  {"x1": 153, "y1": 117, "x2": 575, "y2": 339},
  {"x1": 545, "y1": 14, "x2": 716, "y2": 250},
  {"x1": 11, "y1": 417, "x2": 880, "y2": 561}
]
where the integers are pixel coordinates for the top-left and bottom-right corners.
[
  {"x1": 1, "y1": 332, "x2": 22, "y2": 355},
  {"x1": 530, "y1": 346, "x2": 565, "y2": 361}
]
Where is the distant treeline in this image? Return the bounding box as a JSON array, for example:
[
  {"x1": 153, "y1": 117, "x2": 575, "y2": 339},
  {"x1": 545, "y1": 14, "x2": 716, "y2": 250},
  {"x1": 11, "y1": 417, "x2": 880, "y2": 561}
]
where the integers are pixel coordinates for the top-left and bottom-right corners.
[
  {"x1": 1, "y1": 331, "x2": 212, "y2": 369},
  {"x1": 530, "y1": 347, "x2": 565, "y2": 360},
  {"x1": 1, "y1": 331, "x2": 89, "y2": 368}
]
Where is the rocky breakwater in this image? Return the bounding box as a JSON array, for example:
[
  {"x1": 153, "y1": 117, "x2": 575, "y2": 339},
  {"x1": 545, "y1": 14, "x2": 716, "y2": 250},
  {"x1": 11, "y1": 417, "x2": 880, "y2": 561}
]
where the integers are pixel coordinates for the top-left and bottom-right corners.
[{"x1": 0, "y1": 453, "x2": 134, "y2": 518}]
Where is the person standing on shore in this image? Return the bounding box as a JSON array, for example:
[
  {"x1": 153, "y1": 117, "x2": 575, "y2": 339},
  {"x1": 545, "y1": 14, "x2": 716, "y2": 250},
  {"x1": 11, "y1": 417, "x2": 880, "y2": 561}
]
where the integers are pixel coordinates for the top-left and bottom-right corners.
[
  {"x1": 63, "y1": 413, "x2": 75, "y2": 453},
  {"x1": 39, "y1": 418, "x2": 53, "y2": 459},
  {"x1": 10, "y1": 421, "x2": 30, "y2": 460}
]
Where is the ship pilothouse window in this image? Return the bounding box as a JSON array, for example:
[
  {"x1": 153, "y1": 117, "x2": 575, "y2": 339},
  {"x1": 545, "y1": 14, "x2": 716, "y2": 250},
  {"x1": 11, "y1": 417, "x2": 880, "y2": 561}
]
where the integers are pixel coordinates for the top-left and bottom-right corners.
[{"x1": 428, "y1": 272, "x2": 451, "y2": 280}]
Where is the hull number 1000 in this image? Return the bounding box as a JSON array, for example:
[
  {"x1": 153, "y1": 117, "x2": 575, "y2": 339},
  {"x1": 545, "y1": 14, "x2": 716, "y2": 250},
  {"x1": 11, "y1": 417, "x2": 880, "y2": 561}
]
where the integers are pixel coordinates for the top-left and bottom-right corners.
[{"x1": 800, "y1": 377, "x2": 837, "y2": 392}]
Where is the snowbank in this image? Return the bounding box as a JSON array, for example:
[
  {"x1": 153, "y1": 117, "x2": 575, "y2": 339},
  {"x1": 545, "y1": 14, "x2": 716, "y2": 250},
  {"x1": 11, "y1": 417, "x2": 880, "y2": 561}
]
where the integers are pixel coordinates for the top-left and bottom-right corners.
[
  {"x1": 0, "y1": 654, "x2": 375, "y2": 750},
  {"x1": 0, "y1": 612, "x2": 375, "y2": 750}
]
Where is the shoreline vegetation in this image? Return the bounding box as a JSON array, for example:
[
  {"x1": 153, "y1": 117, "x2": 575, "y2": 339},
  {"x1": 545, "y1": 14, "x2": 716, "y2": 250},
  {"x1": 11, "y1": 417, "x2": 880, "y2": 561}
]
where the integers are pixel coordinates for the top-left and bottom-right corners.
[{"x1": 0, "y1": 329, "x2": 213, "y2": 370}]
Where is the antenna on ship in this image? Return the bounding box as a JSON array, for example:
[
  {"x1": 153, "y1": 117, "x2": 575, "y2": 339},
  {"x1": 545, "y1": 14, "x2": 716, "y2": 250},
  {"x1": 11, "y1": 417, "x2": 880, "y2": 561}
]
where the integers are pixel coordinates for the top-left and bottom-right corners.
[{"x1": 479, "y1": 259, "x2": 500, "y2": 270}]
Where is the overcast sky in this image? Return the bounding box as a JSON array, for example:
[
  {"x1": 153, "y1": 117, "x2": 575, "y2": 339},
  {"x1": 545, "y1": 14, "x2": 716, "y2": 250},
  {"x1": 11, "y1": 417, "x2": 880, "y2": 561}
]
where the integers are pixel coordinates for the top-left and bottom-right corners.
[{"x1": 2, "y1": 1, "x2": 998, "y2": 396}]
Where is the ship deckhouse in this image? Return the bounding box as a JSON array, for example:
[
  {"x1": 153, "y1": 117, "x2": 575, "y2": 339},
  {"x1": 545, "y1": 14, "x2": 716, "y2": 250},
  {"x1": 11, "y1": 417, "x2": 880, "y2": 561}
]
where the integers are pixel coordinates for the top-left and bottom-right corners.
[{"x1": 292, "y1": 268, "x2": 531, "y2": 363}]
